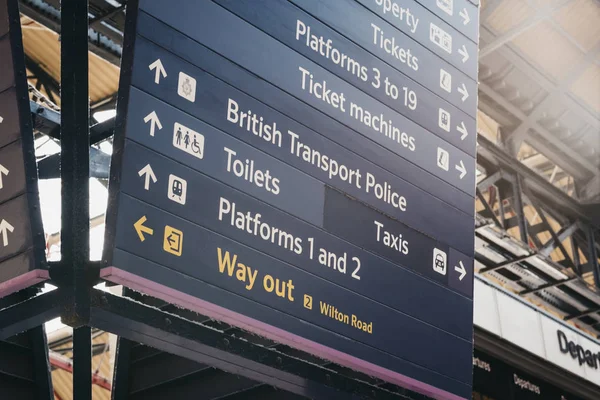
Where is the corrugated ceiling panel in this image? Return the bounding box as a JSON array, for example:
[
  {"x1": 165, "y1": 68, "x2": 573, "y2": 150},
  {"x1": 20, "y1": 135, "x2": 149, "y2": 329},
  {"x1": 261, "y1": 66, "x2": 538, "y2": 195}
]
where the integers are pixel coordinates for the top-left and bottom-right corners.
[
  {"x1": 512, "y1": 21, "x2": 584, "y2": 80},
  {"x1": 21, "y1": 17, "x2": 119, "y2": 105},
  {"x1": 487, "y1": 0, "x2": 535, "y2": 33},
  {"x1": 89, "y1": 51, "x2": 120, "y2": 103},
  {"x1": 21, "y1": 21, "x2": 60, "y2": 83},
  {"x1": 569, "y1": 64, "x2": 600, "y2": 115},
  {"x1": 552, "y1": 0, "x2": 600, "y2": 52}
]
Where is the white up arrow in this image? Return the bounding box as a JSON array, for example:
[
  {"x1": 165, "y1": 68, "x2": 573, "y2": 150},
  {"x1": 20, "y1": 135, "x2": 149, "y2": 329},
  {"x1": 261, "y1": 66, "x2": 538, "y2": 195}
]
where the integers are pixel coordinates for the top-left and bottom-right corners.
[
  {"x1": 455, "y1": 261, "x2": 467, "y2": 281},
  {"x1": 138, "y1": 164, "x2": 157, "y2": 190},
  {"x1": 143, "y1": 111, "x2": 162, "y2": 137},
  {"x1": 455, "y1": 160, "x2": 467, "y2": 180},
  {"x1": 458, "y1": 45, "x2": 469, "y2": 63},
  {"x1": 460, "y1": 8, "x2": 470, "y2": 25},
  {"x1": 457, "y1": 122, "x2": 468, "y2": 141},
  {"x1": 0, "y1": 219, "x2": 14, "y2": 247},
  {"x1": 457, "y1": 83, "x2": 469, "y2": 102},
  {"x1": 0, "y1": 164, "x2": 8, "y2": 190},
  {"x1": 149, "y1": 59, "x2": 167, "y2": 84}
]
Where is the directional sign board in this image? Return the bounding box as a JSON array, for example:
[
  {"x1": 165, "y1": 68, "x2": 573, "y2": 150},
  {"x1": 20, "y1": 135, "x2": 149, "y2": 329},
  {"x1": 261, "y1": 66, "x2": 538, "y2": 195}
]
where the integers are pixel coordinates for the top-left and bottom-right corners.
[
  {"x1": 0, "y1": 0, "x2": 47, "y2": 297},
  {"x1": 103, "y1": 1, "x2": 479, "y2": 398}
]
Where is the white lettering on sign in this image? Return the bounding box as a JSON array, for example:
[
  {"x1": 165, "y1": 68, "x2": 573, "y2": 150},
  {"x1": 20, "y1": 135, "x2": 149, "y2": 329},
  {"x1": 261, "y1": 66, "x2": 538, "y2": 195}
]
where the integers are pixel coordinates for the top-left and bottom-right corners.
[
  {"x1": 373, "y1": 0, "x2": 420, "y2": 34},
  {"x1": 223, "y1": 147, "x2": 281, "y2": 195},
  {"x1": 374, "y1": 220, "x2": 409, "y2": 255},
  {"x1": 296, "y1": 20, "x2": 368, "y2": 82},
  {"x1": 295, "y1": 20, "x2": 419, "y2": 113},
  {"x1": 473, "y1": 357, "x2": 491, "y2": 372},
  {"x1": 226, "y1": 98, "x2": 283, "y2": 148},
  {"x1": 365, "y1": 173, "x2": 407, "y2": 211},
  {"x1": 370, "y1": 23, "x2": 419, "y2": 71},
  {"x1": 513, "y1": 374, "x2": 541, "y2": 395},
  {"x1": 287, "y1": 130, "x2": 363, "y2": 189},
  {"x1": 218, "y1": 197, "x2": 302, "y2": 254},
  {"x1": 298, "y1": 66, "x2": 416, "y2": 155}
]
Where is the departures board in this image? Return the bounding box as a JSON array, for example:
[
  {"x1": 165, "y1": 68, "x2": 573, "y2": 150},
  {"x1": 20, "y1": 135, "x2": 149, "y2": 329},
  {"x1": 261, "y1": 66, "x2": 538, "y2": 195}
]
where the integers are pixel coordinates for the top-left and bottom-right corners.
[
  {"x1": 0, "y1": 0, "x2": 47, "y2": 298},
  {"x1": 102, "y1": 1, "x2": 479, "y2": 398}
]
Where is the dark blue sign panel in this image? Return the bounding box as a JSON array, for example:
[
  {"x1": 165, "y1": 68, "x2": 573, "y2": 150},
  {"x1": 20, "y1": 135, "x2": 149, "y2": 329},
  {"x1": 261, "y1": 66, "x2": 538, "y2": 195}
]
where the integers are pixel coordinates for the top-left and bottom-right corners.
[
  {"x1": 125, "y1": 76, "x2": 474, "y2": 255},
  {"x1": 134, "y1": 11, "x2": 474, "y2": 217},
  {"x1": 288, "y1": 0, "x2": 478, "y2": 114},
  {"x1": 111, "y1": 194, "x2": 473, "y2": 392},
  {"x1": 138, "y1": 0, "x2": 477, "y2": 193},
  {"x1": 419, "y1": 0, "x2": 480, "y2": 39},
  {"x1": 104, "y1": 0, "x2": 477, "y2": 398},
  {"x1": 216, "y1": 0, "x2": 477, "y2": 162},
  {"x1": 0, "y1": 0, "x2": 47, "y2": 298},
  {"x1": 120, "y1": 139, "x2": 474, "y2": 331}
]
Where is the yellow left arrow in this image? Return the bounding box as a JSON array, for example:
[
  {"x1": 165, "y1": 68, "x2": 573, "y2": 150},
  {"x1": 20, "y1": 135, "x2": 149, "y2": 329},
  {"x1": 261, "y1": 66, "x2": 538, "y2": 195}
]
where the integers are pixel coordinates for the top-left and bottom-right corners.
[{"x1": 134, "y1": 215, "x2": 154, "y2": 242}]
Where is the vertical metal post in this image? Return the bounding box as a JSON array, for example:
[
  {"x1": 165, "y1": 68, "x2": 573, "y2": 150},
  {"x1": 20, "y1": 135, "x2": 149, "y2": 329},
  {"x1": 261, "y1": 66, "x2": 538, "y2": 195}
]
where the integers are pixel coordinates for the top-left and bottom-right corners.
[
  {"x1": 61, "y1": 0, "x2": 91, "y2": 399},
  {"x1": 60, "y1": 0, "x2": 90, "y2": 320},
  {"x1": 586, "y1": 227, "x2": 600, "y2": 287},
  {"x1": 570, "y1": 235, "x2": 581, "y2": 275},
  {"x1": 73, "y1": 326, "x2": 92, "y2": 400},
  {"x1": 512, "y1": 175, "x2": 529, "y2": 244}
]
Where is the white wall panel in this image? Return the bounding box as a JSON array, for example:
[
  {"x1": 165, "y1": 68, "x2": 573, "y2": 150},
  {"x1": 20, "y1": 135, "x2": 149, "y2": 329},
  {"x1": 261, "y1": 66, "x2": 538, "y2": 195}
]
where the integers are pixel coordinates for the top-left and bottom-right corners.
[
  {"x1": 495, "y1": 291, "x2": 545, "y2": 358},
  {"x1": 474, "y1": 279, "x2": 501, "y2": 336}
]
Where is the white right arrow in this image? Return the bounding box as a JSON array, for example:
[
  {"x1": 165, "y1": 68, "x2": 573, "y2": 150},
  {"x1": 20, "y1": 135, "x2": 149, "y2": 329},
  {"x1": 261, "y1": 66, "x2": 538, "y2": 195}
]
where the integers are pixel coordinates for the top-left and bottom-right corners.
[
  {"x1": 455, "y1": 261, "x2": 467, "y2": 281},
  {"x1": 143, "y1": 111, "x2": 162, "y2": 137},
  {"x1": 0, "y1": 219, "x2": 14, "y2": 247},
  {"x1": 460, "y1": 8, "x2": 470, "y2": 25},
  {"x1": 458, "y1": 45, "x2": 469, "y2": 63},
  {"x1": 455, "y1": 160, "x2": 467, "y2": 179},
  {"x1": 0, "y1": 115, "x2": 3, "y2": 123},
  {"x1": 457, "y1": 122, "x2": 468, "y2": 141},
  {"x1": 149, "y1": 59, "x2": 167, "y2": 84},
  {"x1": 0, "y1": 164, "x2": 8, "y2": 190},
  {"x1": 138, "y1": 164, "x2": 157, "y2": 190},
  {"x1": 457, "y1": 83, "x2": 469, "y2": 102}
]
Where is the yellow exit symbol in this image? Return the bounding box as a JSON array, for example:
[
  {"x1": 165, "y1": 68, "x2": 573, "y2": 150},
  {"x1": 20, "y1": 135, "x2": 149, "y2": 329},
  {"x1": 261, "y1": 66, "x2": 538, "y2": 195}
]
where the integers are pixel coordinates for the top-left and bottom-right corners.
[
  {"x1": 163, "y1": 225, "x2": 183, "y2": 256},
  {"x1": 303, "y1": 294, "x2": 313, "y2": 310}
]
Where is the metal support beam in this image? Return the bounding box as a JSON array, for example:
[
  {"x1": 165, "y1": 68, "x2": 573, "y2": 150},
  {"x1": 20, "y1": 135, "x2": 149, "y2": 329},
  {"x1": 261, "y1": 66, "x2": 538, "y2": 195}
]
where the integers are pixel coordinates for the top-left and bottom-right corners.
[
  {"x1": 30, "y1": 325, "x2": 55, "y2": 399},
  {"x1": 73, "y1": 326, "x2": 92, "y2": 400},
  {"x1": 479, "y1": 254, "x2": 537, "y2": 274},
  {"x1": 539, "y1": 222, "x2": 579, "y2": 257},
  {"x1": 89, "y1": 5, "x2": 126, "y2": 27},
  {"x1": 587, "y1": 227, "x2": 600, "y2": 287},
  {"x1": 30, "y1": 101, "x2": 60, "y2": 139},
  {"x1": 0, "y1": 289, "x2": 62, "y2": 340},
  {"x1": 476, "y1": 188, "x2": 503, "y2": 229},
  {"x1": 478, "y1": 135, "x2": 596, "y2": 228},
  {"x1": 90, "y1": 290, "x2": 402, "y2": 400},
  {"x1": 518, "y1": 277, "x2": 577, "y2": 295},
  {"x1": 58, "y1": 0, "x2": 91, "y2": 326},
  {"x1": 526, "y1": 193, "x2": 576, "y2": 270},
  {"x1": 38, "y1": 147, "x2": 111, "y2": 180},
  {"x1": 513, "y1": 175, "x2": 529, "y2": 244},
  {"x1": 477, "y1": 171, "x2": 503, "y2": 193},
  {"x1": 564, "y1": 307, "x2": 600, "y2": 321}
]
